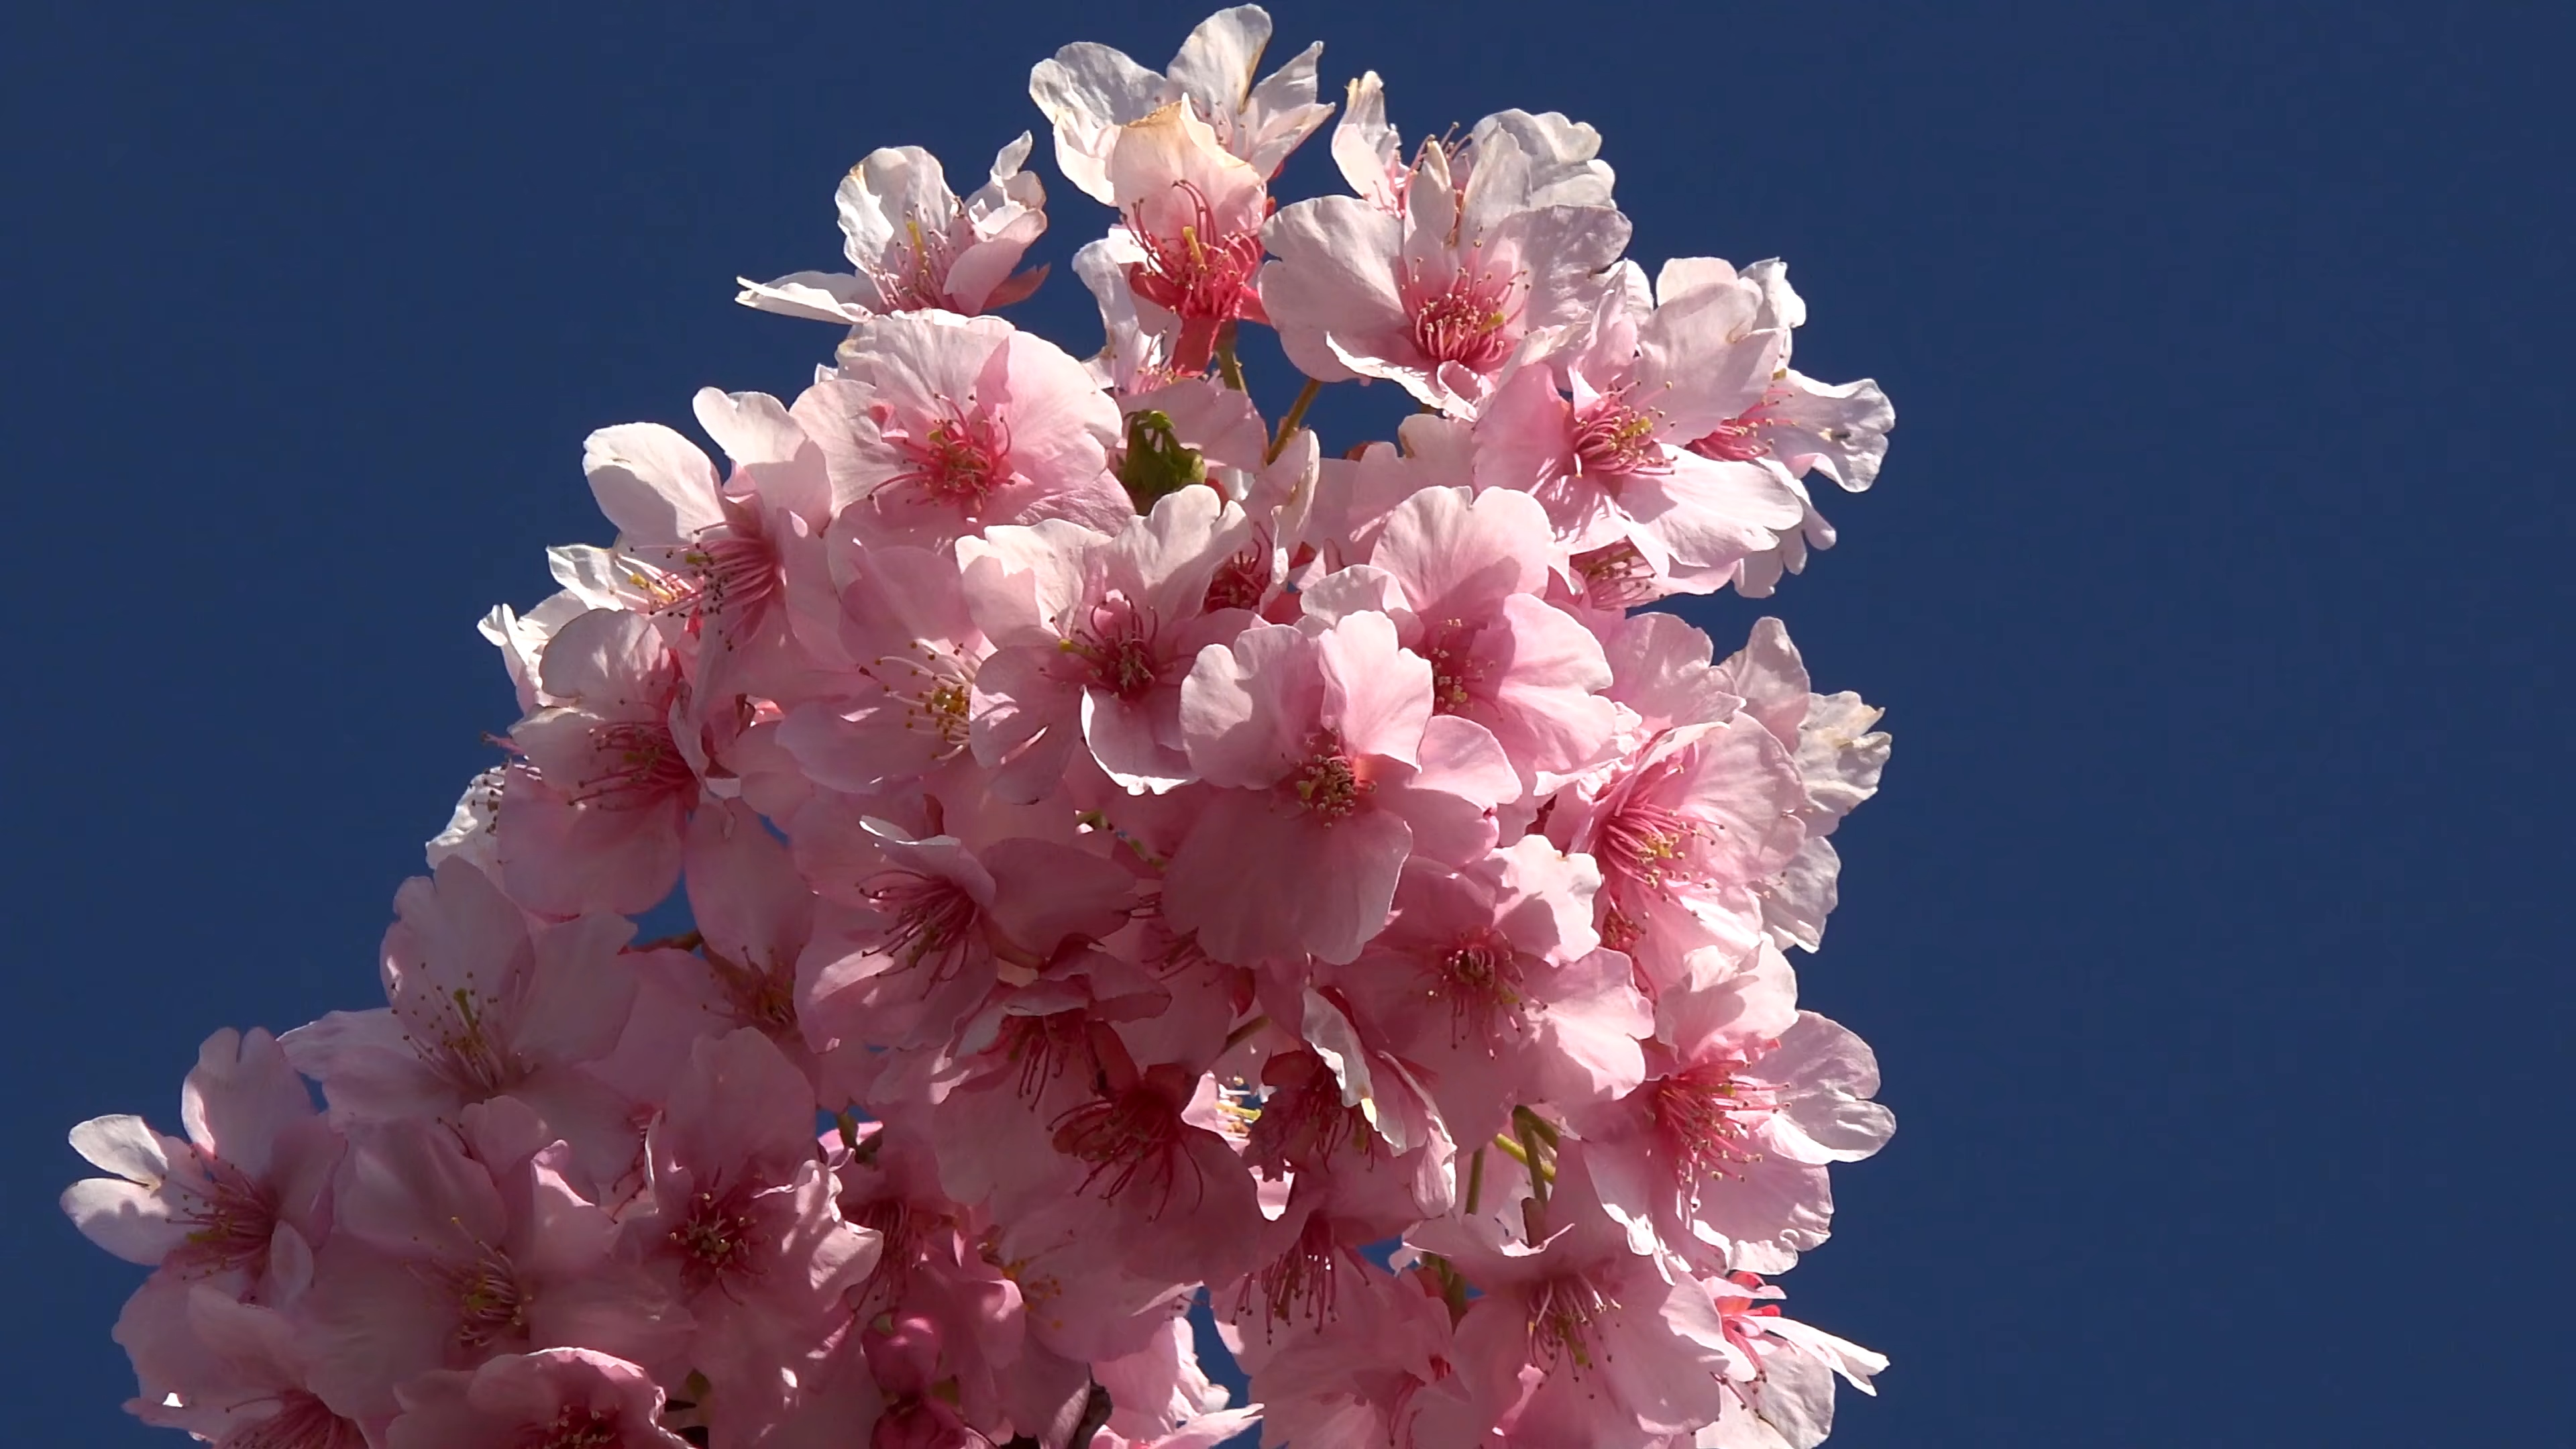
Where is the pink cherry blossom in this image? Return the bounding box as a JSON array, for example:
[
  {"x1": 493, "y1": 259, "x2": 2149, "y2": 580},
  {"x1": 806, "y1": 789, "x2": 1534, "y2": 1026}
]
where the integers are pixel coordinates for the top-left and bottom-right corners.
[
  {"x1": 1580, "y1": 961, "x2": 1894, "y2": 1275},
  {"x1": 1165, "y1": 610, "x2": 1520, "y2": 964},
  {"x1": 794, "y1": 812, "x2": 1137, "y2": 1052},
  {"x1": 776, "y1": 541, "x2": 991, "y2": 808},
  {"x1": 629, "y1": 1030, "x2": 880, "y2": 1436},
  {"x1": 1265, "y1": 107, "x2": 1629, "y2": 413},
  {"x1": 1031, "y1": 5, "x2": 1332, "y2": 204},
  {"x1": 1700, "y1": 1273, "x2": 1886, "y2": 1449},
  {"x1": 959, "y1": 486, "x2": 1258, "y2": 798},
  {"x1": 1550, "y1": 713, "x2": 1807, "y2": 988},
  {"x1": 1105, "y1": 103, "x2": 1274, "y2": 375},
  {"x1": 1672, "y1": 260, "x2": 1896, "y2": 599},
  {"x1": 384, "y1": 1348, "x2": 692, "y2": 1449},
  {"x1": 1471, "y1": 262, "x2": 1813, "y2": 594},
  {"x1": 280, "y1": 857, "x2": 642, "y2": 1180},
  {"x1": 1413, "y1": 1146, "x2": 1743, "y2": 1444},
  {"x1": 113, "y1": 1283, "x2": 371, "y2": 1447},
  {"x1": 297, "y1": 1118, "x2": 686, "y2": 1420},
  {"x1": 797, "y1": 313, "x2": 1130, "y2": 550},
  {"x1": 1332, "y1": 839, "x2": 1649, "y2": 1148},
  {"x1": 64, "y1": 1027, "x2": 337, "y2": 1293},
  {"x1": 1317, "y1": 484, "x2": 1622, "y2": 790},
  {"x1": 70, "y1": 19, "x2": 1904, "y2": 1446},
  {"x1": 739, "y1": 135, "x2": 1049, "y2": 322},
  {"x1": 496, "y1": 604, "x2": 700, "y2": 918}
]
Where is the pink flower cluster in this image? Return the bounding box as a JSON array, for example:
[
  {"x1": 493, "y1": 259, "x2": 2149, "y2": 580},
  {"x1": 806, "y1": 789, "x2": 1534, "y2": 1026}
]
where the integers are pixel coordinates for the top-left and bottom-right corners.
[{"x1": 66, "y1": 10, "x2": 1899, "y2": 1449}]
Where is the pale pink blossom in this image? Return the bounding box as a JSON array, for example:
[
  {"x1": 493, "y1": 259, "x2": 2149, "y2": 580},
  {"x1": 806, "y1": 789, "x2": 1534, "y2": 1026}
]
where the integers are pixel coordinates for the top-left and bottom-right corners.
[
  {"x1": 1225, "y1": 1254, "x2": 1458, "y2": 1449},
  {"x1": 1305, "y1": 484, "x2": 1621, "y2": 790},
  {"x1": 1332, "y1": 839, "x2": 1648, "y2": 1147},
  {"x1": 497, "y1": 606, "x2": 699, "y2": 917},
  {"x1": 1669, "y1": 261, "x2": 1895, "y2": 598},
  {"x1": 796, "y1": 313, "x2": 1129, "y2": 549},
  {"x1": 1697, "y1": 1273, "x2": 1886, "y2": 1449},
  {"x1": 1710, "y1": 619, "x2": 1890, "y2": 953},
  {"x1": 1104, "y1": 102, "x2": 1273, "y2": 375},
  {"x1": 1265, "y1": 107, "x2": 1629, "y2": 413},
  {"x1": 297, "y1": 1118, "x2": 686, "y2": 1420},
  {"x1": 776, "y1": 542, "x2": 991, "y2": 807},
  {"x1": 63, "y1": 1027, "x2": 337, "y2": 1293},
  {"x1": 739, "y1": 136, "x2": 1049, "y2": 322},
  {"x1": 1030, "y1": 5, "x2": 1331, "y2": 204},
  {"x1": 630, "y1": 1030, "x2": 881, "y2": 1436},
  {"x1": 1330, "y1": 72, "x2": 1617, "y2": 218},
  {"x1": 1412, "y1": 1147, "x2": 1743, "y2": 1444},
  {"x1": 1472, "y1": 263, "x2": 1810, "y2": 592},
  {"x1": 958, "y1": 487, "x2": 1258, "y2": 799},
  {"x1": 1165, "y1": 610, "x2": 1521, "y2": 964},
  {"x1": 113, "y1": 1283, "x2": 370, "y2": 1447},
  {"x1": 280, "y1": 858, "x2": 642, "y2": 1181},
  {"x1": 1580, "y1": 967, "x2": 1895, "y2": 1275},
  {"x1": 384, "y1": 1348, "x2": 692, "y2": 1449},
  {"x1": 793, "y1": 812, "x2": 1136, "y2": 1053},
  {"x1": 1551, "y1": 713, "x2": 1807, "y2": 988}
]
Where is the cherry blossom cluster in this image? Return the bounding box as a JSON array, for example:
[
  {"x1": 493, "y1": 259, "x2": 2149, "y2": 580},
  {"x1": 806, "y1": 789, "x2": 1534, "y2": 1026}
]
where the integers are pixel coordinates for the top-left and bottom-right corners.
[{"x1": 64, "y1": 9, "x2": 1899, "y2": 1448}]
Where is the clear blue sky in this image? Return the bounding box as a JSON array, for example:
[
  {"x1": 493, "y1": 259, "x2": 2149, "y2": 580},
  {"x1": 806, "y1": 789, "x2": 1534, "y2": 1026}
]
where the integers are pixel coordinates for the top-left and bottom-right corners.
[{"x1": 6, "y1": 3, "x2": 2569, "y2": 1444}]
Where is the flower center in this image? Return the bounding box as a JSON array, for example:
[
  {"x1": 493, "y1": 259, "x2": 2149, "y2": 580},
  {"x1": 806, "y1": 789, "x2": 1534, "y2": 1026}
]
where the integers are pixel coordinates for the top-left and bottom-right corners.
[
  {"x1": 1416, "y1": 619, "x2": 1485, "y2": 715},
  {"x1": 849, "y1": 1195, "x2": 930, "y2": 1311},
  {"x1": 1063, "y1": 598, "x2": 1162, "y2": 701},
  {"x1": 1050, "y1": 1076, "x2": 1196, "y2": 1212},
  {"x1": 888, "y1": 405, "x2": 1012, "y2": 513},
  {"x1": 1571, "y1": 394, "x2": 1667, "y2": 478},
  {"x1": 1126, "y1": 182, "x2": 1265, "y2": 327},
  {"x1": 1403, "y1": 263, "x2": 1518, "y2": 372},
  {"x1": 168, "y1": 1155, "x2": 279, "y2": 1277},
  {"x1": 412, "y1": 985, "x2": 519, "y2": 1096},
  {"x1": 702, "y1": 945, "x2": 798, "y2": 1038},
  {"x1": 446, "y1": 1245, "x2": 531, "y2": 1349},
  {"x1": 1526, "y1": 1273, "x2": 1619, "y2": 1373},
  {"x1": 1598, "y1": 771, "x2": 1710, "y2": 902},
  {"x1": 1686, "y1": 415, "x2": 1769, "y2": 463},
  {"x1": 670, "y1": 1183, "x2": 764, "y2": 1293},
  {"x1": 1287, "y1": 733, "x2": 1372, "y2": 821},
  {"x1": 572, "y1": 720, "x2": 696, "y2": 810},
  {"x1": 1431, "y1": 930, "x2": 1527, "y2": 1048},
  {"x1": 1246, "y1": 1211, "x2": 1350, "y2": 1330},
  {"x1": 1201, "y1": 542, "x2": 1271, "y2": 613},
  {"x1": 864, "y1": 644, "x2": 977, "y2": 759},
  {"x1": 1649, "y1": 1062, "x2": 1774, "y2": 1184},
  {"x1": 865, "y1": 214, "x2": 960, "y2": 313},
  {"x1": 1569, "y1": 542, "x2": 1662, "y2": 609},
  {"x1": 859, "y1": 871, "x2": 985, "y2": 983},
  {"x1": 1685, "y1": 386, "x2": 1791, "y2": 463},
  {"x1": 519, "y1": 1405, "x2": 627, "y2": 1449},
  {"x1": 678, "y1": 527, "x2": 782, "y2": 635},
  {"x1": 996, "y1": 1010, "x2": 1092, "y2": 1100},
  {"x1": 1244, "y1": 1056, "x2": 1376, "y2": 1177}
]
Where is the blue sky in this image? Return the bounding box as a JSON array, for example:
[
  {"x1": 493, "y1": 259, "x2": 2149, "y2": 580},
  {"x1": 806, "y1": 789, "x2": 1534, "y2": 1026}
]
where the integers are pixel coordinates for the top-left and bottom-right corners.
[{"x1": 5, "y1": 3, "x2": 2569, "y2": 1444}]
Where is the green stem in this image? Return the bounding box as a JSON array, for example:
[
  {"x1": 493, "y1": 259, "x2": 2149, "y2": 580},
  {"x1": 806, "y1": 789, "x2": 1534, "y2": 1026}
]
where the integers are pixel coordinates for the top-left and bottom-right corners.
[
  {"x1": 1266, "y1": 377, "x2": 1323, "y2": 462},
  {"x1": 1213, "y1": 325, "x2": 1248, "y2": 393},
  {"x1": 1517, "y1": 1108, "x2": 1561, "y2": 1147},
  {"x1": 1513, "y1": 1107, "x2": 1553, "y2": 1210},
  {"x1": 1421, "y1": 1252, "x2": 1472, "y2": 1323},
  {"x1": 1464, "y1": 1146, "x2": 1487, "y2": 1215}
]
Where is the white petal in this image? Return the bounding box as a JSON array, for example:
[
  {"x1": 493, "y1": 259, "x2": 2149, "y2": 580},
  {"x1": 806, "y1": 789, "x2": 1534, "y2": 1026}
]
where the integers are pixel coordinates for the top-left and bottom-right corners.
[{"x1": 68, "y1": 1114, "x2": 168, "y2": 1184}]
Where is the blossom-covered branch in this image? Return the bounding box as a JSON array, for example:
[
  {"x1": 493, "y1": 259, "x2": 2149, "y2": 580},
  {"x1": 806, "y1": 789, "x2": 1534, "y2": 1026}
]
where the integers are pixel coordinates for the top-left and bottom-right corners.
[{"x1": 65, "y1": 9, "x2": 1898, "y2": 1448}]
